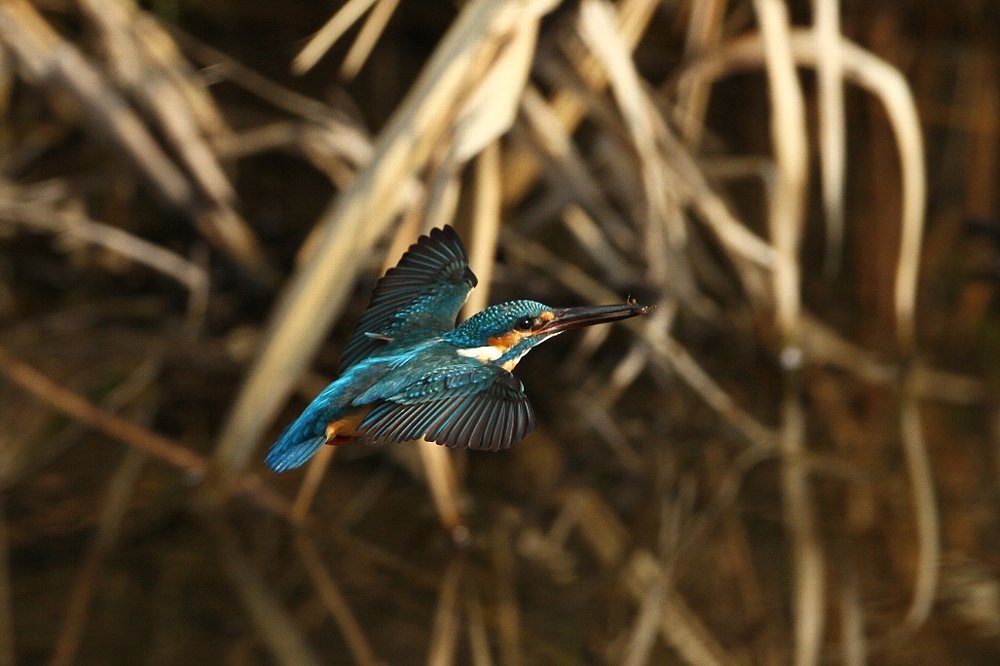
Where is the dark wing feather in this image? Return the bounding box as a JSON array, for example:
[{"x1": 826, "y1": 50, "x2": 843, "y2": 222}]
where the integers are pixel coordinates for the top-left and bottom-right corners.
[
  {"x1": 339, "y1": 226, "x2": 477, "y2": 371},
  {"x1": 358, "y1": 365, "x2": 535, "y2": 451}
]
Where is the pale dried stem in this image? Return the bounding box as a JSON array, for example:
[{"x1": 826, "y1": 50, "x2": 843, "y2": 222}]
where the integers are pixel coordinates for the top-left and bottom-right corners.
[
  {"x1": 341, "y1": 0, "x2": 401, "y2": 81},
  {"x1": 566, "y1": 489, "x2": 738, "y2": 665},
  {"x1": 838, "y1": 548, "x2": 867, "y2": 666},
  {"x1": 753, "y1": 1, "x2": 823, "y2": 663},
  {"x1": 78, "y1": 0, "x2": 235, "y2": 205},
  {"x1": 292, "y1": 0, "x2": 380, "y2": 75},
  {"x1": 577, "y1": 0, "x2": 699, "y2": 304},
  {"x1": 518, "y1": 86, "x2": 632, "y2": 240},
  {"x1": 294, "y1": 535, "x2": 381, "y2": 666},
  {"x1": 51, "y1": 450, "x2": 146, "y2": 666},
  {"x1": 895, "y1": 381, "x2": 939, "y2": 635},
  {"x1": 621, "y1": 578, "x2": 665, "y2": 666},
  {"x1": 418, "y1": 440, "x2": 468, "y2": 544},
  {"x1": 464, "y1": 142, "x2": 503, "y2": 316},
  {"x1": 673, "y1": 29, "x2": 927, "y2": 351},
  {"x1": 676, "y1": 30, "x2": 936, "y2": 639},
  {"x1": 502, "y1": 0, "x2": 660, "y2": 202},
  {"x1": 0, "y1": 193, "x2": 209, "y2": 325},
  {"x1": 493, "y1": 511, "x2": 522, "y2": 666},
  {"x1": 812, "y1": 0, "x2": 847, "y2": 274},
  {"x1": 427, "y1": 558, "x2": 465, "y2": 666},
  {"x1": 0, "y1": 0, "x2": 191, "y2": 206},
  {"x1": 502, "y1": 231, "x2": 779, "y2": 450},
  {"x1": 0, "y1": 345, "x2": 296, "y2": 520},
  {"x1": 677, "y1": 0, "x2": 728, "y2": 147},
  {"x1": 465, "y1": 590, "x2": 494, "y2": 666},
  {"x1": 292, "y1": 445, "x2": 337, "y2": 524},
  {"x1": 203, "y1": 517, "x2": 320, "y2": 666}
]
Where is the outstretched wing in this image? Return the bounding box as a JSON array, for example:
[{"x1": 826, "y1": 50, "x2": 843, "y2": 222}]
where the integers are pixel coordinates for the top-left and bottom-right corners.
[
  {"x1": 339, "y1": 226, "x2": 478, "y2": 372},
  {"x1": 356, "y1": 362, "x2": 535, "y2": 451}
]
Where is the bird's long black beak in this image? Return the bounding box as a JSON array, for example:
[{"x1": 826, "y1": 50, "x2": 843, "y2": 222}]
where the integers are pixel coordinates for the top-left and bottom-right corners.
[{"x1": 538, "y1": 302, "x2": 652, "y2": 335}]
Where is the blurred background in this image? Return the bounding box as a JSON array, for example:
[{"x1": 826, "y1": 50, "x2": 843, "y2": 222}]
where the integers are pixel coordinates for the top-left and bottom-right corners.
[{"x1": 2, "y1": 0, "x2": 1000, "y2": 663}]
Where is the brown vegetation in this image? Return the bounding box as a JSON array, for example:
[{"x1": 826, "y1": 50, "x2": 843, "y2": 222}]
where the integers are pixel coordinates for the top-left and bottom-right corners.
[{"x1": 1, "y1": 0, "x2": 999, "y2": 663}]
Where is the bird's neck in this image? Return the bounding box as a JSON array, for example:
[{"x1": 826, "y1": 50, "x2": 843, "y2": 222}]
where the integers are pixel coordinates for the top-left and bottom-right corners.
[{"x1": 444, "y1": 329, "x2": 538, "y2": 372}]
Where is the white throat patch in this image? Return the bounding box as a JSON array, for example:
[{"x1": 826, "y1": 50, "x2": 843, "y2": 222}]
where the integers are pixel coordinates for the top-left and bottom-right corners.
[{"x1": 456, "y1": 345, "x2": 504, "y2": 363}]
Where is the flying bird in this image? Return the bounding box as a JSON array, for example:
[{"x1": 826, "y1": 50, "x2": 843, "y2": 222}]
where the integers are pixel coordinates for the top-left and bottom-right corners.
[{"x1": 265, "y1": 226, "x2": 650, "y2": 472}]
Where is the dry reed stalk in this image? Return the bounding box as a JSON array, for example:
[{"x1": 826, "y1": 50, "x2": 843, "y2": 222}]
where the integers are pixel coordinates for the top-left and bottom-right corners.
[
  {"x1": 812, "y1": 0, "x2": 847, "y2": 275},
  {"x1": 465, "y1": 588, "x2": 494, "y2": 666},
  {"x1": 294, "y1": 535, "x2": 380, "y2": 666},
  {"x1": 562, "y1": 490, "x2": 735, "y2": 665},
  {"x1": 578, "y1": 1, "x2": 685, "y2": 247},
  {"x1": 417, "y1": 440, "x2": 467, "y2": 543},
  {"x1": 51, "y1": 450, "x2": 147, "y2": 666},
  {"x1": 464, "y1": 143, "x2": 503, "y2": 315},
  {"x1": 203, "y1": 516, "x2": 321, "y2": 666},
  {"x1": 0, "y1": 346, "x2": 203, "y2": 472},
  {"x1": 753, "y1": 2, "x2": 823, "y2": 664},
  {"x1": 424, "y1": 172, "x2": 462, "y2": 236},
  {"x1": 292, "y1": 0, "x2": 381, "y2": 75},
  {"x1": 341, "y1": 0, "x2": 401, "y2": 80},
  {"x1": 517, "y1": 86, "x2": 632, "y2": 239},
  {"x1": 838, "y1": 548, "x2": 867, "y2": 666},
  {"x1": 800, "y1": 316, "x2": 984, "y2": 403},
  {"x1": 0, "y1": 193, "x2": 209, "y2": 324},
  {"x1": 896, "y1": 378, "x2": 939, "y2": 635},
  {"x1": 677, "y1": 27, "x2": 937, "y2": 640},
  {"x1": 567, "y1": 393, "x2": 645, "y2": 472},
  {"x1": 0, "y1": 0, "x2": 271, "y2": 275},
  {"x1": 0, "y1": 0, "x2": 191, "y2": 206},
  {"x1": 493, "y1": 511, "x2": 522, "y2": 666},
  {"x1": 676, "y1": 0, "x2": 727, "y2": 147},
  {"x1": 78, "y1": 0, "x2": 236, "y2": 206},
  {"x1": 212, "y1": 0, "x2": 557, "y2": 492},
  {"x1": 502, "y1": 0, "x2": 660, "y2": 202},
  {"x1": 559, "y1": 205, "x2": 636, "y2": 280},
  {"x1": 621, "y1": 578, "x2": 665, "y2": 666},
  {"x1": 704, "y1": 444, "x2": 783, "y2": 664},
  {"x1": 291, "y1": 445, "x2": 337, "y2": 524},
  {"x1": 577, "y1": 0, "x2": 700, "y2": 306},
  {"x1": 502, "y1": 231, "x2": 779, "y2": 449},
  {"x1": 426, "y1": 558, "x2": 465, "y2": 666},
  {"x1": 0, "y1": 345, "x2": 302, "y2": 521},
  {"x1": 674, "y1": 30, "x2": 927, "y2": 351}
]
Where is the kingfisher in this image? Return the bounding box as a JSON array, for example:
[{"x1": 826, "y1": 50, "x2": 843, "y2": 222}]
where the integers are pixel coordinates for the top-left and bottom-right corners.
[{"x1": 265, "y1": 226, "x2": 650, "y2": 472}]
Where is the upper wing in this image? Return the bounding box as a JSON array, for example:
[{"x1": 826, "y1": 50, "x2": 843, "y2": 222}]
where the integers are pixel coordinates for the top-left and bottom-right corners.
[
  {"x1": 339, "y1": 226, "x2": 478, "y2": 371},
  {"x1": 356, "y1": 362, "x2": 535, "y2": 451}
]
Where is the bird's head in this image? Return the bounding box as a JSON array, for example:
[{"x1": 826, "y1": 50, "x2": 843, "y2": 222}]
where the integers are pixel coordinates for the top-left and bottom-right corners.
[{"x1": 445, "y1": 299, "x2": 651, "y2": 371}]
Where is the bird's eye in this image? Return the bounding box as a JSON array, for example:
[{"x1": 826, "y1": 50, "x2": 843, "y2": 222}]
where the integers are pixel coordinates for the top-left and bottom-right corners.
[{"x1": 515, "y1": 316, "x2": 534, "y2": 331}]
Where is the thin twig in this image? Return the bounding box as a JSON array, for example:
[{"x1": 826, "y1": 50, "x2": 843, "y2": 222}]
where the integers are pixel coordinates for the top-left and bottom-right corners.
[
  {"x1": 340, "y1": 0, "x2": 401, "y2": 81},
  {"x1": 50, "y1": 450, "x2": 147, "y2": 666},
  {"x1": 202, "y1": 516, "x2": 320, "y2": 666},
  {"x1": 426, "y1": 558, "x2": 465, "y2": 666},
  {"x1": 294, "y1": 535, "x2": 381, "y2": 666},
  {"x1": 0, "y1": 193, "x2": 209, "y2": 324},
  {"x1": 292, "y1": 445, "x2": 337, "y2": 524},
  {"x1": 292, "y1": 0, "x2": 380, "y2": 75}
]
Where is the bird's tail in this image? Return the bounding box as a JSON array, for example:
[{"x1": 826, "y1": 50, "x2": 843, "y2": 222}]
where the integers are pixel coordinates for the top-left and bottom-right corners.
[
  {"x1": 265, "y1": 431, "x2": 326, "y2": 472},
  {"x1": 265, "y1": 401, "x2": 335, "y2": 472}
]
